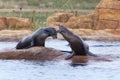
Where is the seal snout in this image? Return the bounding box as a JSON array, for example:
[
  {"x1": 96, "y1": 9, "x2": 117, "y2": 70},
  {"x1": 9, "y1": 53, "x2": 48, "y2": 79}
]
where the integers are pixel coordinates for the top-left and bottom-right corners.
[
  {"x1": 58, "y1": 24, "x2": 64, "y2": 30},
  {"x1": 57, "y1": 24, "x2": 66, "y2": 33}
]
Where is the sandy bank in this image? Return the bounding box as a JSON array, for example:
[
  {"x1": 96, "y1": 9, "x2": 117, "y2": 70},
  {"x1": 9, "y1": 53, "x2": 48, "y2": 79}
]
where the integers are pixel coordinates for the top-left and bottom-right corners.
[{"x1": 0, "y1": 29, "x2": 119, "y2": 42}]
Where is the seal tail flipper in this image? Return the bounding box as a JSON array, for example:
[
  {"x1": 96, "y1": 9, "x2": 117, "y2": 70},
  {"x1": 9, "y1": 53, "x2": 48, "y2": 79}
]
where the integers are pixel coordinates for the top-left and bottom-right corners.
[
  {"x1": 87, "y1": 51, "x2": 98, "y2": 57},
  {"x1": 16, "y1": 41, "x2": 22, "y2": 49},
  {"x1": 65, "y1": 51, "x2": 75, "y2": 60}
]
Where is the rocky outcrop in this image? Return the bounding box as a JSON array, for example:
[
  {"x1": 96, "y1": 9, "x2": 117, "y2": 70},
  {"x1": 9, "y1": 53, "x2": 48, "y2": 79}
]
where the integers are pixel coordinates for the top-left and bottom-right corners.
[
  {"x1": 71, "y1": 56, "x2": 112, "y2": 64},
  {"x1": 0, "y1": 17, "x2": 7, "y2": 29},
  {"x1": 0, "y1": 46, "x2": 119, "y2": 63},
  {"x1": 71, "y1": 54, "x2": 120, "y2": 65},
  {"x1": 0, "y1": 17, "x2": 33, "y2": 30},
  {"x1": 47, "y1": 0, "x2": 120, "y2": 30},
  {"x1": 47, "y1": 13, "x2": 75, "y2": 28},
  {"x1": 95, "y1": 0, "x2": 120, "y2": 29},
  {"x1": 0, "y1": 47, "x2": 66, "y2": 61}
]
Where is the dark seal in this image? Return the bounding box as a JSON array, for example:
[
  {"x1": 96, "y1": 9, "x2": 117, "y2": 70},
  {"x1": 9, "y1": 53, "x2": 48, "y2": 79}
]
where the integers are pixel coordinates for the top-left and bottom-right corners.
[
  {"x1": 57, "y1": 25, "x2": 96, "y2": 60},
  {"x1": 16, "y1": 27, "x2": 57, "y2": 49}
]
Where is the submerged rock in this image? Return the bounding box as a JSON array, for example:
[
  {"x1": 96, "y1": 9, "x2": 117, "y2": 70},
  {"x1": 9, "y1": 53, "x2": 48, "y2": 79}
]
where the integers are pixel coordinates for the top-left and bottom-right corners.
[{"x1": 71, "y1": 56, "x2": 112, "y2": 64}]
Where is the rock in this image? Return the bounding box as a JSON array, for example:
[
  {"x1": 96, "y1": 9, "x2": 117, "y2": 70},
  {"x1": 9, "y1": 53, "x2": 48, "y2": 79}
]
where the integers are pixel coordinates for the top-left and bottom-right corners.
[
  {"x1": 54, "y1": 13, "x2": 74, "y2": 22},
  {"x1": 0, "y1": 30, "x2": 32, "y2": 41},
  {"x1": 64, "y1": 16, "x2": 79, "y2": 29},
  {"x1": 96, "y1": 19, "x2": 118, "y2": 29},
  {"x1": 105, "y1": 29, "x2": 120, "y2": 35},
  {"x1": 47, "y1": 0, "x2": 120, "y2": 30},
  {"x1": 0, "y1": 47, "x2": 66, "y2": 61},
  {"x1": 47, "y1": 16, "x2": 59, "y2": 26},
  {"x1": 76, "y1": 14, "x2": 94, "y2": 29},
  {"x1": 67, "y1": 29, "x2": 120, "y2": 41},
  {"x1": 0, "y1": 17, "x2": 33, "y2": 30},
  {"x1": 0, "y1": 45, "x2": 120, "y2": 63},
  {"x1": 7, "y1": 17, "x2": 33, "y2": 30},
  {"x1": 71, "y1": 55, "x2": 112, "y2": 65},
  {"x1": 95, "y1": 0, "x2": 120, "y2": 29},
  {"x1": 71, "y1": 53, "x2": 120, "y2": 65},
  {"x1": 0, "y1": 17, "x2": 7, "y2": 30},
  {"x1": 47, "y1": 13, "x2": 75, "y2": 28},
  {"x1": 96, "y1": 0, "x2": 120, "y2": 9}
]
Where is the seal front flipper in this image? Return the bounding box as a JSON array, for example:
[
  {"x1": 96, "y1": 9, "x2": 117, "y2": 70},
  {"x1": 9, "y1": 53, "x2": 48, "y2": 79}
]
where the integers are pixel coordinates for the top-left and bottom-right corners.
[
  {"x1": 65, "y1": 51, "x2": 75, "y2": 60},
  {"x1": 87, "y1": 51, "x2": 98, "y2": 57}
]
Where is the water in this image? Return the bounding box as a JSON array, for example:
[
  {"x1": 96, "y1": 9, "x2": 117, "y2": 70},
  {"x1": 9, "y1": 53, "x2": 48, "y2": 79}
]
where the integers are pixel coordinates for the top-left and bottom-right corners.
[{"x1": 0, "y1": 40, "x2": 120, "y2": 80}]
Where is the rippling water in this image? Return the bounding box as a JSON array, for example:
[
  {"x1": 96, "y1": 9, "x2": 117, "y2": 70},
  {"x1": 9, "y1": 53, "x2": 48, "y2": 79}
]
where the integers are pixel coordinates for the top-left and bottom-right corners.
[{"x1": 0, "y1": 40, "x2": 120, "y2": 80}]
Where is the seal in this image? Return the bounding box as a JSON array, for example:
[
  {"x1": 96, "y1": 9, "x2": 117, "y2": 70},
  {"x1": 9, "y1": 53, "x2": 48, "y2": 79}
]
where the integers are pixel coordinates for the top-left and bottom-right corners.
[
  {"x1": 16, "y1": 27, "x2": 57, "y2": 49},
  {"x1": 57, "y1": 25, "x2": 96, "y2": 60}
]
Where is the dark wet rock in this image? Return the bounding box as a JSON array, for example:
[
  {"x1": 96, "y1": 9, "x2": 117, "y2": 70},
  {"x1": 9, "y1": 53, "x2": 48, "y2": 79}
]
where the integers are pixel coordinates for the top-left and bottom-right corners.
[
  {"x1": 0, "y1": 46, "x2": 119, "y2": 64},
  {"x1": 71, "y1": 55, "x2": 112, "y2": 64},
  {"x1": 0, "y1": 47, "x2": 66, "y2": 61}
]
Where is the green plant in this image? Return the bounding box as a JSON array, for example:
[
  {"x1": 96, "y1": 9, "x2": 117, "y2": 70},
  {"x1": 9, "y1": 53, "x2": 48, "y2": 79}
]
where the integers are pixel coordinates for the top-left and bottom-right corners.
[
  {"x1": 0, "y1": 0, "x2": 100, "y2": 9},
  {"x1": 26, "y1": 0, "x2": 39, "y2": 6}
]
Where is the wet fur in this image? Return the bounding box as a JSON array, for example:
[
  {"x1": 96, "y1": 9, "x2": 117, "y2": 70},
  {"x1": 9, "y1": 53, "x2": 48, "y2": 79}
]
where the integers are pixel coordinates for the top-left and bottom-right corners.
[
  {"x1": 16, "y1": 27, "x2": 57, "y2": 49},
  {"x1": 58, "y1": 25, "x2": 96, "y2": 59}
]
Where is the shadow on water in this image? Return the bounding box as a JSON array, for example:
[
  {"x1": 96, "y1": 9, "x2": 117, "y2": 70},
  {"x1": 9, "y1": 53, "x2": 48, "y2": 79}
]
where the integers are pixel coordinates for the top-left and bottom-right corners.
[{"x1": 70, "y1": 62, "x2": 88, "y2": 67}]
